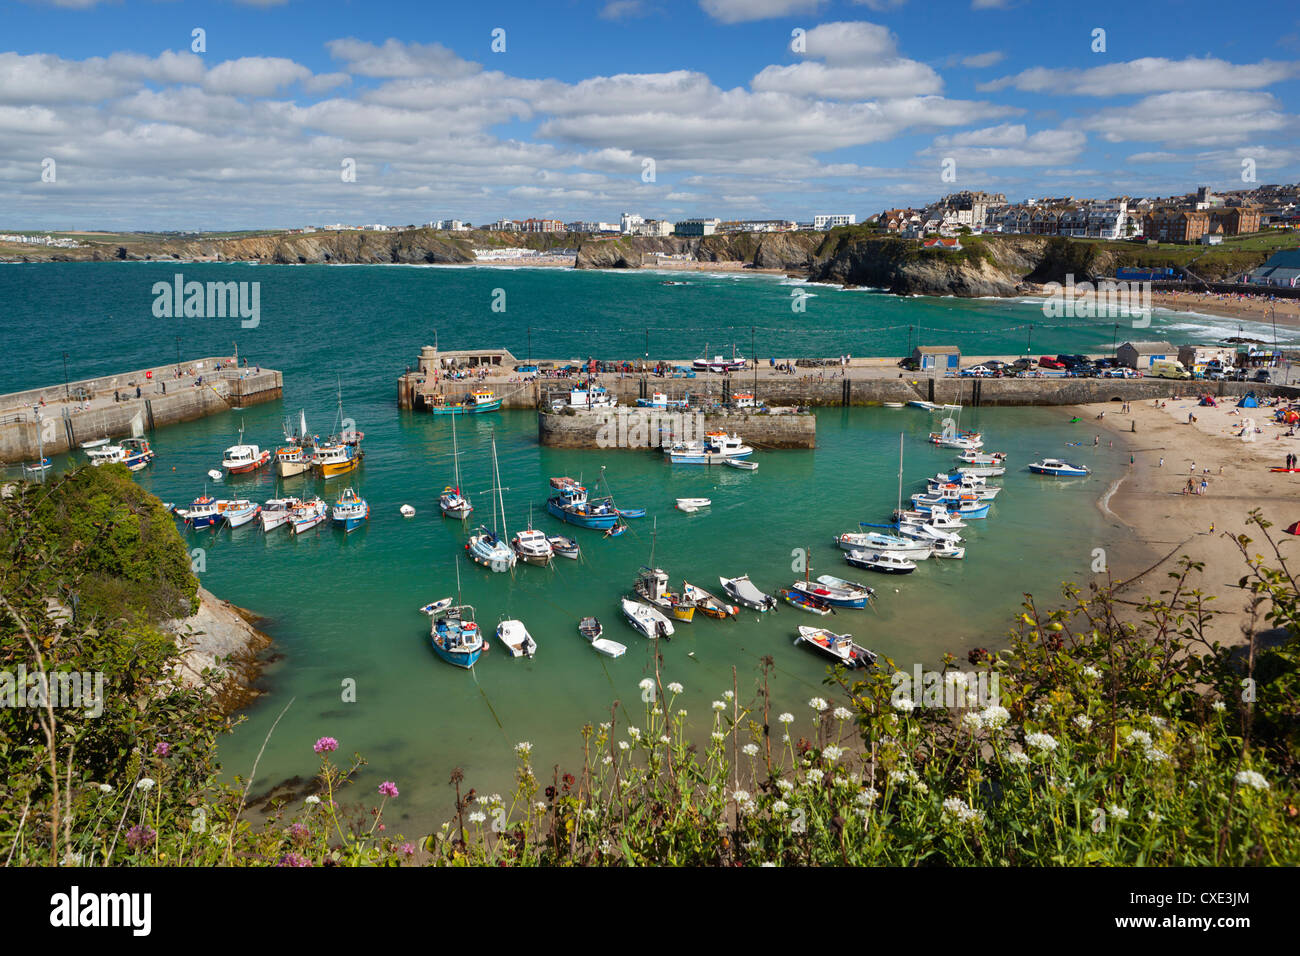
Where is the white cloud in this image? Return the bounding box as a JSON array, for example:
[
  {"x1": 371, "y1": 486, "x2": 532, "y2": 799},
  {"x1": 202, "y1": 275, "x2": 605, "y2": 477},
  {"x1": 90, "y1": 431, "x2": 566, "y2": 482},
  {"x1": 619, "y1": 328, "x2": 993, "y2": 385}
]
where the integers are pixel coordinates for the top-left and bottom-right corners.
[
  {"x1": 922, "y1": 124, "x2": 1087, "y2": 167},
  {"x1": 202, "y1": 58, "x2": 313, "y2": 97},
  {"x1": 600, "y1": 0, "x2": 648, "y2": 18},
  {"x1": 798, "y1": 21, "x2": 899, "y2": 63},
  {"x1": 753, "y1": 60, "x2": 942, "y2": 98},
  {"x1": 960, "y1": 51, "x2": 1004, "y2": 68},
  {"x1": 981, "y1": 57, "x2": 1298, "y2": 96},
  {"x1": 1081, "y1": 90, "x2": 1288, "y2": 146},
  {"x1": 325, "y1": 38, "x2": 481, "y2": 79},
  {"x1": 700, "y1": 0, "x2": 825, "y2": 24}
]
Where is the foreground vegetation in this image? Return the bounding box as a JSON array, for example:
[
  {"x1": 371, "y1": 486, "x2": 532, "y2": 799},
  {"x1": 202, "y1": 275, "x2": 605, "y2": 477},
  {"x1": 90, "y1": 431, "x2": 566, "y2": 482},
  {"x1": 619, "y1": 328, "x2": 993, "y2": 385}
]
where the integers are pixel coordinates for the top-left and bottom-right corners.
[{"x1": 1, "y1": 468, "x2": 1296, "y2": 865}]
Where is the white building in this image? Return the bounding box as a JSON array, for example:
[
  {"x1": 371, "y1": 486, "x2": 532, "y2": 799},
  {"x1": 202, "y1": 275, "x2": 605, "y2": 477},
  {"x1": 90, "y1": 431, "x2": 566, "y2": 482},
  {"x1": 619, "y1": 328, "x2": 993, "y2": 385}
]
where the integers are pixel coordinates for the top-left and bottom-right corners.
[
  {"x1": 813, "y1": 214, "x2": 856, "y2": 230},
  {"x1": 674, "y1": 218, "x2": 721, "y2": 237},
  {"x1": 629, "y1": 219, "x2": 674, "y2": 237},
  {"x1": 620, "y1": 212, "x2": 644, "y2": 234}
]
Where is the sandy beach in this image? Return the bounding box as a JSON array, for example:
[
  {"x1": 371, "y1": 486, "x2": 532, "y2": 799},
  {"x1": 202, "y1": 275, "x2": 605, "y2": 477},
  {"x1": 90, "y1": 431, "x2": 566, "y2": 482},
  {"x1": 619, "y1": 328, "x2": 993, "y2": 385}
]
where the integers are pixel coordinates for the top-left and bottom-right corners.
[
  {"x1": 1081, "y1": 393, "x2": 1300, "y2": 644},
  {"x1": 1150, "y1": 290, "x2": 1300, "y2": 329}
]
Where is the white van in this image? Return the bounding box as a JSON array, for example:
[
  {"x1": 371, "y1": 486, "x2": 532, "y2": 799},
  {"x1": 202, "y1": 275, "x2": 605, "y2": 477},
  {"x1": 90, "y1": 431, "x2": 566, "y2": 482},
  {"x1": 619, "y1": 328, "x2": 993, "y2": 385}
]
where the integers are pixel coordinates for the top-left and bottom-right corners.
[{"x1": 1149, "y1": 359, "x2": 1191, "y2": 380}]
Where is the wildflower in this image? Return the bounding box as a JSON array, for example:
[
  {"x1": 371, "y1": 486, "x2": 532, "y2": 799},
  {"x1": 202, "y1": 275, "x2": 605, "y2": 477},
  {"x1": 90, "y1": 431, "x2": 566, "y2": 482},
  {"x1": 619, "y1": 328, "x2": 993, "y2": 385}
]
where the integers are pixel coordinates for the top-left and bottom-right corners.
[
  {"x1": 833, "y1": 706, "x2": 853, "y2": 721},
  {"x1": 961, "y1": 711, "x2": 984, "y2": 732},
  {"x1": 1107, "y1": 804, "x2": 1130, "y2": 822},
  {"x1": 710, "y1": 732, "x2": 724, "y2": 742},
  {"x1": 153, "y1": 741, "x2": 170, "y2": 757},
  {"x1": 667, "y1": 681, "x2": 683, "y2": 694},
  {"x1": 1235, "y1": 770, "x2": 1269, "y2": 791},
  {"x1": 276, "y1": 852, "x2": 313, "y2": 867},
  {"x1": 979, "y1": 705, "x2": 1010, "y2": 730},
  {"x1": 808, "y1": 697, "x2": 828, "y2": 712},
  {"x1": 627, "y1": 727, "x2": 641, "y2": 741},
  {"x1": 377, "y1": 781, "x2": 399, "y2": 798},
  {"x1": 723, "y1": 690, "x2": 734, "y2": 701},
  {"x1": 287, "y1": 822, "x2": 310, "y2": 844},
  {"x1": 712, "y1": 700, "x2": 726, "y2": 712},
  {"x1": 313, "y1": 737, "x2": 338, "y2": 754},
  {"x1": 135, "y1": 778, "x2": 156, "y2": 792},
  {"x1": 760, "y1": 861, "x2": 776, "y2": 867},
  {"x1": 534, "y1": 801, "x2": 547, "y2": 811},
  {"x1": 618, "y1": 741, "x2": 630, "y2": 751},
  {"x1": 889, "y1": 769, "x2": 919, "y2": 786},
  {"x1": 1025, "y1": 732, "x2": 1058, "y2": 753},
  {"x1": 822, "y1": 745, "x2": 845, "y2": 762},
  {"x1": 468, "y1": 811, "x2": 487, "y2": 824},
  {"x1": 778, "y1": 712, "x2": 794, "y2": 724},
  {"x1": 125, "y1": 824, "x2": 155, "y2": 850},
  {"x1": 742, "y1": 743, "x2": 759, "y2": 757},
  {"x1": 1124, "y1": 729, "x2": 1153, "y2": 749},
  {"x1": 1143, "y1": 747, "x2": 1171, "y2": 763},
  {"x1": 1005, "y1": 751, "x2": 1030, "y2": 767},
  {"x1": 1073, "y1": 715, "x2": 1093, "y2": 732},
  {"x1": 98, "y1": 784, "x2": 113, "y2": 794},
  {"x1": 772, "y1": 800, "x2": 790, "y2": 814},
  {"x1": 305, "y1": 795, "x2": 321, "y2": 806},
  {"x1": 677, "y1": 710, "x2": 687, "y2": 718},
  {"x1": 639, "y1": 678, "x2": 655, "y2": 695},
  {"x1": 1212, "y1": 700, "x2": 1226, "y2": 713},
  {"x1": 599, "y1": 721, "x2": 611, "y2": 731},
  {"x1": 602, "y1": 755, "x2": 613, "y2": 766},
  {"x1": 402, "y1": 842, "x2": 416, "y2": 857},
  {"x1": 777, "y1": 779, "x2": 794, "y2": 793},
  {"x1": 855, "y1": 788, "x2": 879, "y2": 806},
  {"x1": 733, "y1": 789, "x2": 751, "y2": 803},
  {"x1": 658, "y1": 735, "x2": 670, "y2": 745},
  {"x1": 515, "y1": 741, "x2": 532, "y2": 758},
  {"x1": 1081, "y1": 665, "x2": 1101, "y2": 679},
  {"x1": 942, "y1": 796, "x2": 985, "y2": 826},
  {"x1": 893, "y1": 697, "x2": 915, "y2": 713},
  {"x1": 61, "y1": 851, "x2": 82, "y2": 866}
]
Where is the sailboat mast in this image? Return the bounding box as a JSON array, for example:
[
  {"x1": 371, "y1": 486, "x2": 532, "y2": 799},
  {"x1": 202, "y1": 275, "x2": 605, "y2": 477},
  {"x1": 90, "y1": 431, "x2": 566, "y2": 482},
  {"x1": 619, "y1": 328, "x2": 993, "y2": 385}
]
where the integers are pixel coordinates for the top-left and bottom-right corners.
[
  {"x1": 897, "y1": 432, "x2": 904, "y2": 515},
  {"x1": 451, "y1": 415, "x2": 462, "y2": 491}
]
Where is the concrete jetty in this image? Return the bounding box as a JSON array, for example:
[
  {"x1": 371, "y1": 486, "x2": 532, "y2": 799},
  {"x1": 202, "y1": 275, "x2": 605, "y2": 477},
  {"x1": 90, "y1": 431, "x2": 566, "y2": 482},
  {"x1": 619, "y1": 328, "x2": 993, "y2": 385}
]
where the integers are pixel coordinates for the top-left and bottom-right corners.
[
  {"x1": 540, "y1": 406, "x2": 816, "y2": 450},
  {"x1": 0, "y1": 357, "x2": 282, "y2": 464}
]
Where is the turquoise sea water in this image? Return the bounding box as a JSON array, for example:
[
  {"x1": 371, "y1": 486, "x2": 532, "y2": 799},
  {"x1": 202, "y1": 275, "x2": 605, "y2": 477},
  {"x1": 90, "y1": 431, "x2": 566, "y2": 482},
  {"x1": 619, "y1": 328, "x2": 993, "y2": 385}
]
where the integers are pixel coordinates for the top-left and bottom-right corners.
[{"x1": 0, "y1": 262, "x2": 1250, "y2": 830}]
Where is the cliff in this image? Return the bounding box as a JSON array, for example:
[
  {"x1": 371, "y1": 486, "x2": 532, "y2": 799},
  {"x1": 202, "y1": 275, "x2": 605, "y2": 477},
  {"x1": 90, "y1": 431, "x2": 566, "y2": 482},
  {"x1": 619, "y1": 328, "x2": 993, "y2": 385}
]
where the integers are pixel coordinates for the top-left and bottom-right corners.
[{"x1": 571, "y1": 231, "x2": 821, "y2": 271}]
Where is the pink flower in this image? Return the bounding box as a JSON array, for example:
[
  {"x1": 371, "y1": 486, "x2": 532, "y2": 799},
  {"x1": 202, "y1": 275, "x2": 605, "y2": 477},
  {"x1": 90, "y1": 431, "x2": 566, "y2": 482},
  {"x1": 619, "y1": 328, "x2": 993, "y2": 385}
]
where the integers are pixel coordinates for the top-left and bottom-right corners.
[
  {"x1": 378, "y1": 781, "x2": 399, "y2": 798},
  {"x1": 313, "y1": 737, "x2": 338, "y2": 754},
  {"x1": 401, "y1": 842, "x2": 416, "y2": 857},
  {"x1": 153, "y1": 741, "x2": 170, "y2": 757}
]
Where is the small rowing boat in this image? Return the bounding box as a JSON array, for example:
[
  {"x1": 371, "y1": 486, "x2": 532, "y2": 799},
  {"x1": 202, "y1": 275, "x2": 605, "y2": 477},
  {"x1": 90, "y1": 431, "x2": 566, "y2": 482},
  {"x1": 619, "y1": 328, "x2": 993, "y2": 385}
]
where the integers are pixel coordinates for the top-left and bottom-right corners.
[
  {"x1": 720, "y1": 574, "x2": 776, "y2": 611},
  {"x1": 496, "y1": 619, "x2": 537, "y2": 658},
  {"x1": 579, "y1": 616, "x2": 626, "y2": 658},
  {"x1": 794, "y1": 626, "x2": 877, "y2": 669},
  {"x1": 682, "y1": 580, "x2": 738, "y2": 618},
  {"x1": 779, "y1": 588, "x2": 832, "y2": 615}
]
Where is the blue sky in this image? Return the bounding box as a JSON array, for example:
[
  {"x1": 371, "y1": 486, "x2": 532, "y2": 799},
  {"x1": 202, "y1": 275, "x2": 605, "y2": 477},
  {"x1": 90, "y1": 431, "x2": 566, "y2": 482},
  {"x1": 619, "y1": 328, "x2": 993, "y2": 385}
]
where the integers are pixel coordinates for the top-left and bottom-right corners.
[{"x1": 2, "y1": 0, "x2": 1298, "y2": 230}]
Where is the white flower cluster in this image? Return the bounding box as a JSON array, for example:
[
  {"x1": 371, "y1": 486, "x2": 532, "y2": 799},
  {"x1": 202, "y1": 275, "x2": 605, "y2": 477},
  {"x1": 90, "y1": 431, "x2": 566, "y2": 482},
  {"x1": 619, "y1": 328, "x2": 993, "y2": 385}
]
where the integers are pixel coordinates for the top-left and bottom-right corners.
[
  {"x1": 1005, "y1": 751, "x2": 1030, "y2": 767},
  {"x1": 822, "y1": 745, "x2": 845, "y2": 762},
  {"x1": 1025, "y1": 732, "x2": 1058, "y2": 753},
  {"x1": 1234, "y1": 770, "x2": 1269, "y2": 791},
  {"x1": 808, "y1": 697, "x2": 828, "y2": 712},
  {"x1": 855, "y1": 787, "x2": 879, "y2": 807},
  {"x1": 1073, "y1": 714, "x2": 1093, "y2": 732},
  {"x1": 941, "y1": 796, "x2": 985, "y2": 826},
  {"x1": 888, "y1": 769, "x2": 928, "y2": 793},
  {"x1": 962, "y1": 704, "x2": 1011, "y2": 733},
  {"x1": 667, "y1": 682, "x2": 683, "y2": 694}
]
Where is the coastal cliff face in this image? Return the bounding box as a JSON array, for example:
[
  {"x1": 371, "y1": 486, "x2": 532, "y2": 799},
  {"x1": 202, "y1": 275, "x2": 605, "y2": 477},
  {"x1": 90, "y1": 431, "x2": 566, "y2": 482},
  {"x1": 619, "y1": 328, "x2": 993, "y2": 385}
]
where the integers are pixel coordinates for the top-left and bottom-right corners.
[
  {"x1": 571, "y1": 231, "x2": 821, "y2": 271},
  {"x1": 807, "y1": 233, "x2": 1048, "y2": 297}
]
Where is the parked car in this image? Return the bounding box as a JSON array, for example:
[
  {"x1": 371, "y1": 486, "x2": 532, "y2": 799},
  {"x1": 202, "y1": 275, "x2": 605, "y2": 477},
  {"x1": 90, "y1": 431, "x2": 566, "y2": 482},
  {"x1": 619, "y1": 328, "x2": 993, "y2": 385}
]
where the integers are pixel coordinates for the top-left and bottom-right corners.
[
  {"x1": 1104, "y1": 368, "x2": 1137, "y2": 378},
  {"x1": 1057, "y1": 354, "x2": 1089, "y2": 368},
  {"x1": 1012, "y1": 358, "x2": 1037, "y2": 371},
  {"x1": 514, "y1": 364, "x2": 539, "y2": 373},
  {"x1": 961, "y1": 364, "x2": 995, "y2": 377},
  {"x1": 1039, "y1": 357, "x2": 1066, "y2": 370},
  {"x1": 1254, "y1": 369, "x2": 1272, "y2": 383},
  {"x1": 899, "y1": 357, "x2": 921, "y2": 371}
]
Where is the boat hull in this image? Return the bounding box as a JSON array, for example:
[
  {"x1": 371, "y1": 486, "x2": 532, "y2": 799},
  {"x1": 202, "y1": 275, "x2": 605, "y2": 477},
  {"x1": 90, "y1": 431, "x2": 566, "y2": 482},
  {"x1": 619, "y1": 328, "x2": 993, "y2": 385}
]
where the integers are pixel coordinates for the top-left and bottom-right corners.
[
  {"x1": 546, "y1": 497, "x2": 619, "y2": 530},
  {"x1": 427, "y1": 399, "x2": 502, "y2": 416}
]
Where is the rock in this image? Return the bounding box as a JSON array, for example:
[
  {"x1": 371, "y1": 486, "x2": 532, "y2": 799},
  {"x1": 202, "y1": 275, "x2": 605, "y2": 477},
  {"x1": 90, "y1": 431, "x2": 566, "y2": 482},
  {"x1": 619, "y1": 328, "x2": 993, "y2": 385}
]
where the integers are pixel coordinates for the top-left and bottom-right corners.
[{"x1": 163, "y1": 586, "x2": 272, "y2": 713}]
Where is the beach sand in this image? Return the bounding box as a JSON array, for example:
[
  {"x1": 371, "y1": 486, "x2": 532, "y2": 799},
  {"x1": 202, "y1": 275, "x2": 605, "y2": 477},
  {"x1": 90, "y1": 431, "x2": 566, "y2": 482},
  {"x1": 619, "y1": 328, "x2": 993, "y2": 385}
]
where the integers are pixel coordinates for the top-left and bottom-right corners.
[
  {"x1": 1150, "y1": 290, "x2": 1300, "y2": 330},
  {"x1": 1081, "y1": 394, "x2": 1300, "y2": 645}
]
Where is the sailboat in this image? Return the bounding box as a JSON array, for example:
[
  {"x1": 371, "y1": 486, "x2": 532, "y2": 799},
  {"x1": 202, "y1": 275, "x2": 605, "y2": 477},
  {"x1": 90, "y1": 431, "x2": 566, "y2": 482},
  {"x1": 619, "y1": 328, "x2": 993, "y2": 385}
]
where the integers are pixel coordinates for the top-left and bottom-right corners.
[
  {"x1": 781, "y1": 546, "x2": 834, "y2": 614},
  {"x1": 466, "y1": 432, "x2": 517, "y2": 572},
  {"x1": 439, "y1": 414, "x2": 474, "y2": 520},
  {"x1": 221, "y1": 423, "x2": 270, "y2": 475},
  {"x1": 511, "y1": 504, "x2": 554, "y2": 566}
]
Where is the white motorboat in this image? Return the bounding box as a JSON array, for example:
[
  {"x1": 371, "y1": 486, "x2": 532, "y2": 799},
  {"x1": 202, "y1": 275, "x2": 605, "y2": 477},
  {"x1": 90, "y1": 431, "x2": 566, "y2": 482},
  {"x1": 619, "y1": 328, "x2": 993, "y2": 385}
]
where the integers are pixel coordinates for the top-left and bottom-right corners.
[
  {"x1": 898, "y1": 522, "x2": 961, "y2": 545},
  {"x1": 222, "y1": 500, "x2": 261, "y2": 528},
  {"x1": 844, "y1": 549, "x2": 917, "y2": 574},
  {"x1": 956, "y1": 464, "x2": 1006, "y2": 478},
  {"x1": 420, "y1": 597, "x2": 455, "y2": 616},
  {"x1": 86, "y1": 444, "x2": 126, "y2": 466},
  {"x1": 207, "y1": 469, "x2": 223, "y2": 482},
  {"x1": 719, "y1": 574, "x2": 776, "y2": 611},
  {"x1": 665, "y1": 431, "x2": 753, "y2": 465},
  {"x1": 931, "y1": 542, "x2": 966, "y2": 559},
  {"x1": 725, "y1": 458, "x2": 758, "y2": 471},
  {"x1": 511, "y1": 526, "x2": 554, "y2": 566},
  {"x1": 496, "y1": 620, "x2": 537, "y2": 658},
  {"x1": 260, "y1": 497, "x2": 303, "y2": 532},
  {"x1": 794, "y1": 625, "x2": 877, "y2": 669},
  {"x1": 676, "y1": 497, "x2": 712, "y2": 512},
  {"x1": 221, "y1": 426, "x2": 270, "y2": 475},
  {"x1": 400, "y1": 504, "x2": 416, "y2": 518},
  {"x1": 578, "y1": 616, "x2": 626, "y2": 658},
  {"x1": 548, "y1": 535, "x2": 580, "y2": 559},
  {"x1": 1028, "y1": 458, "x2": 1090, "y2": 477},
  {"x1": 882, "y1": 402, "x2": 905, "y2": 408},
  {"x1": 566, "y1": 384, "x2": 617, "y2": 409},
  {"x1": 290, "y1": 496, "x2": 328, "y2": 534},
  {"x1": 895, "y1": 508, "x2": 966, "y2": 530},
  {"x1": 79, "y1": 437, "x2": 111, "y2": 449},
  {"x1": 835, "y1": 531, "x2": 932, "y2": 559},
  {"x1": 621, "y1": 597, "x2": 674, "y2": 639},
  {"x1": 958, "y1": 449, "x2": 1006, "y2": 464}
]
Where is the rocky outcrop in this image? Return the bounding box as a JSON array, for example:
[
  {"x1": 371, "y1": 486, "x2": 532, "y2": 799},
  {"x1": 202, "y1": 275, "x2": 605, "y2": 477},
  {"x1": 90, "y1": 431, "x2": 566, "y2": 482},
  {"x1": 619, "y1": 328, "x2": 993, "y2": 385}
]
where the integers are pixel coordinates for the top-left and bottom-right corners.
[
  {"x1": 805, "y1": 234, "x2": 1043, "y2": 297},
  {"x1": 164, "y1": 587, "x2": 272, "y2": 713}
]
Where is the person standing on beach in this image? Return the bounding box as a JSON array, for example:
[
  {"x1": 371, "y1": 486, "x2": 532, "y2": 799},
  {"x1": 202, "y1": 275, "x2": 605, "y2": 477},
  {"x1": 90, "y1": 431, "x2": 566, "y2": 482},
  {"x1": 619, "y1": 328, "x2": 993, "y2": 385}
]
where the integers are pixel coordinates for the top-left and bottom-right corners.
[
  {"x1": 1200, "y1": 477, "x2": 1208, "y2": 495},
  {"x1": 1159, "y1": 457, "x2": 1164, "y2": 467}
]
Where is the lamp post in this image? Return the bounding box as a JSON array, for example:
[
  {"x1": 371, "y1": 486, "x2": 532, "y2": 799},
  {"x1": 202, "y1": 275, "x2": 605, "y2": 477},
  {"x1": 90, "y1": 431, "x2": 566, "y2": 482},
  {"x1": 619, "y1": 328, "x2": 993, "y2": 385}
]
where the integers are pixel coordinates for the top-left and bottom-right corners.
[
  {"x1": 62, "y1": 351, "x2": 69, "y2": 400},
  {"x1": 175, "y1": 336, "x2": 181, "y2": 378}
]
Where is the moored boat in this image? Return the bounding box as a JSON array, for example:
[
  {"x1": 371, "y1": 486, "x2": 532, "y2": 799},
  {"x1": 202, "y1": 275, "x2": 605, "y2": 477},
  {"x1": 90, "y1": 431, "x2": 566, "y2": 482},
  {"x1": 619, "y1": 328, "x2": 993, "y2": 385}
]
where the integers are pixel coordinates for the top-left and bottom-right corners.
[
  {"x1": 664, "y1": 431, "x2": 753, "y2": 465},
  {"x1": 621, "y1": 597, "x2": 674, "y2": 639},
  {"x1": 794, "y1": 626, "x2": 877, "y2": 669},
  {"x1": 290, "y1": 496, "x2": 328, "y2": 534},
  {"x1": 792, "y1": 574, "x2": 874, "y2": 609},
  {"x1": 331, "y1": 487, "x2": 369, "y2": 532},
  {"x1": 545, "y1": 476, "x2": 621, "y2": 530},
  {"x1": 496, "y1": 620, "x2": 537, "y2": 658},
  {"x1": 511, "y1": 526, "x2": 554, "y2": 566},
  {"x1": 725, "y1": 458, "x2": 759, "y2": 471},
  {"x1": 779, "y1": 588, "x2": 832, "y2": 615},
  {"x1": 845, "y1": 549, "x2": 916, "y2": 574},
  {"x1": 1027, "y1": 458, "x2": 1090, "y2": 477},
  {"x1": 633, "y1": 566, "x2": 695, "y2": 622},
  {"x1": 430, "y1": 603, "x2": 483, "y2": 668},
  {"x1": 676, "y1": 497, "x2": 711, "y2": 512},
  {"x1": 720, "y1": 574, "x2": 776, "y2": 611},
  {"x1": 548, "y1": 535, "x2": 580, "y2": 559},
  {"x1": 466, "y1": 433, "x2": 516, "y2": 571},
  {"x1": 579, "y1": 616, "x2": 626, "y2": 658},
  {"x1": 221, "y1": 427, "x2": 270, "y2": 475},
  {"x1": 261, "y1": 497, "x2": 304, "y2": 531},
  {"x1": 835, "y1": 531, "x2": 932, "y2": 558},
  {"x1": 681, "y1": 580, "x2": 738, "y2": 618},
  {"x1": 120, "y1": 438, "x2": 155, "y2": 472},
  {"x1": 439, "y1": 414, "x2": 474, "y2": 519},
  {"x1": 427, "y1": 388, "x2": 502, "y2": 415},
  {"x1": 222, "y1": 499, "x2": 261, "y2": 528}
]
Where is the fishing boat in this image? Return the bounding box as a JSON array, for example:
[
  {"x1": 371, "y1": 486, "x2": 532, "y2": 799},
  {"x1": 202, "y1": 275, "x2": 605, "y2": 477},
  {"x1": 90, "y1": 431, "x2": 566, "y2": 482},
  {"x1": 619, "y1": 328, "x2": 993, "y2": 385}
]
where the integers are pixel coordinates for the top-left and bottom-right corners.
[
  {"x1": 120, "y1": 437, "x2": 155, "y2": 472},
  {"x1": 1028, "y1": 458, "x2": 1090, "y2": 477},
  {"x1": 635, "y1": 391, "x2": 688, "y2": 409},
  {"x1": 439, "y1": 414, "x2": 474, "y2": 520},
  {"x1": 908, "y1": 400, "x2": 938, "y2": 411},
  {"x1": 427, "y1": 388, "x2": 502, "y2": 415},
  {"x1": 548, "y1": 535, "x2": 580, "y2": 559},
  {"x1": 313, "y1": 383, "x2": 365, "y2": 478},
  {"x1": 910, "y1": 491, "x2": 990, "y2": 519},
  {"x1": 928, "y1": 475, "x2": 1001, "y2": 501},
  {"x1": 222, "y1": 499, "x2": 261, "y2": 529},
  {"x1": 496, "y1": 620, "x2": 537, "y2": 658},
  {"x1": 930, "y1": 541, "x2": 966, "y2": 559},
  {"x1": 260, "y1": 497, "x2": 304, "y2": 532},
  {"x1": 79, "y1": 436, "x2": 111, "y2": 449},
  {"x1": 835, "y1": 531, "x2": 932, "y2": 559},
  {"x1": 85, "y1": 444, "x2": 127, "y2": 467},
  {"x1": 664, "y1": 431, "x2": 753, "y2": 465},
  {"x1": 956, "y1": 463, "x2": 1006, "y2": 478},
  {"x1": 400, "y1": 504, "x2": 416, "y2": 518},
  {"x1": 420, "y1": 597, "x2": 455, "y2": 616},
  {"x1": 895, "y1": 508, "x2": 965, "y2": 530},
  {"x1": 676, "y1": 497, "x2": 711, "y2": 512},
  {"x1": 720, "y1": 574, "x2": 776, "y2": 612},
  {"x1": 845, "y1": 550, "x2": 917, "y2": 575},
  {"x1": 290, "y1": 496, "x2": 328, "y2": 534},
  {"x1": 792, "y1": 574, "x2": 874, "y2": 609},
  {"x1": 565, "y1": 383, "x2": 617, "y2": 409},
  {"x1": 545, "y1": 475, "x2": 621, "y2": 531},
  {"x1": 275, "y1": 410, "x2": 314, "y2": 478},
  {"x1": 578, "y1": 616, "x2": 626, "y2": 658},
  {"x1": 928, "y1": 431, "x2": 984, "y2": 450},
  {"x1": 633, "y1": 566, "x2": 696, "y2": 622},
  {"x1": 725, "y1": 458, "x2": 759, "y2": 471},
  {"x1": 681, "y1": 581, "x2": 738, "y2": 618},
  {"x1": 466, "y1": 433, "x2": 516, "y2": 571},
  {"x1": 179, "y1": 496, "x2": 221, "y2": 529},
  {"x1": 692, "y1": 344, "x2": 746, "y2": 373},
  {"x1": 958, "y1": 449, "x2": 1006, "y2": 464},
  {"x1": 511, "y1": 526, "x2": 554, "y2": 566},
  {"x1": 221, "y1": 426, "x2": 270, "y2": 475},
  {"x1": 430, "y1": 602, "x2": 484, "y2": 668},
  {"x1": 621, "y1": 597, "x2": 674, "y2": 639},
  {"x1": 794, "y1": 626, "x2": 877, "y2": 669},
  {"x1": 779, "y1": 588, "x2": 832, "y2": 615},
  {"x1": 22, "y1": 457, "x2": 52, "y2": 476},
  {"x1": 897, "y1": 522, "x2": 962, "y2": 545},
  {"x1": 331, "y1": 487, "x2": 369, "y2": 533}
]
